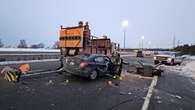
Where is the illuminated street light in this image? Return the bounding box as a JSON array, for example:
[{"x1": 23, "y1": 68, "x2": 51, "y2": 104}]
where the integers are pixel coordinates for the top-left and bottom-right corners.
[
  {"x1": 122, "y1": 20, "x2": 129, "y2": 28},
  {"x1": 121, "y1": 20, "x2": 128, "y2": 48},
  {"x1": 141, "y1": 36, "x2": 145, "y2": 50}
]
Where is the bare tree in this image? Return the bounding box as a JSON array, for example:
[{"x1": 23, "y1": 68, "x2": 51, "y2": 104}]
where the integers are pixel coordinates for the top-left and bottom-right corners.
[
  {"x1": 17, "y1": 40, "x2": 28, "y2": 48},
  {"x1": 30, "y1": 43, "x2": 45, "y2": 48},
  {"x1": 52, "y1": 41, "x2": 60, "y2": 49},
  {"x1": 37, "y1": 43, "x2": 44, "y2": 48},
  {"x1": 0, "y1": 39, "x2": 4, "y2": 48}
]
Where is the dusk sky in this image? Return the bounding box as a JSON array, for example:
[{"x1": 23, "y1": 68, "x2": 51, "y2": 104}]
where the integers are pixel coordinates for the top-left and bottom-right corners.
[{"x1": 0, "y1": 0, "x2": 195, "y2": 48}]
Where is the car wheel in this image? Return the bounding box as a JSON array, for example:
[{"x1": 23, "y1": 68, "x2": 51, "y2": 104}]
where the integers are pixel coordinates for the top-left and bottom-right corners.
[
  {"x1": 170, "y1": 60, "x2": 174, "y2": 66},
  {"x1": 89, "y1": 71, "x2": 98, "y2": 80},
  {"x1": 154, "y1": 61, "x2": 159, "y2": 65}
]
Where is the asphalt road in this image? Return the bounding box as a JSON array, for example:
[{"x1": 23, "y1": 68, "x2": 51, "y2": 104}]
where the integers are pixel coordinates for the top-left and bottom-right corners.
[
  {"x1": 1, "y1": 55, "x2": 195, "y2": 110},
  {"x1": 149, "y1": 66, "x2": 195, "y2": 110},
  {"x1": 0, "y1": 56, "x2": 152, "y2": 110}
]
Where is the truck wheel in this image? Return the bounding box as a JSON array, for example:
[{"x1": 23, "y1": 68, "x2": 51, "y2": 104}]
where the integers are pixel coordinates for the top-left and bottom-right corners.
[{"x1": 89, "y1": 71, "x2": 98, "y2": 80}]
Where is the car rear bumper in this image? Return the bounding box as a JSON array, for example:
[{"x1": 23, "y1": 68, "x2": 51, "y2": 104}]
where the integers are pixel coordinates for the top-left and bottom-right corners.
[{"x1": 64, "y1": 67, "x2": 93, "y2": 78}]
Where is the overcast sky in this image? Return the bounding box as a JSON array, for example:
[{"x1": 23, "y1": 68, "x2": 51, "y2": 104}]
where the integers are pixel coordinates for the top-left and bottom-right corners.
[{"x1": 0, "y1": 0, "x2": 195, "y2": 48}]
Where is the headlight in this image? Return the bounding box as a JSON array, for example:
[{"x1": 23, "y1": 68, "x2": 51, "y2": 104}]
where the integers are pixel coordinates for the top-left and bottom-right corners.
[
  {"x1": 167, "y1": 58, "x2": 172, "y2": 62},
  {"x1": 154, "y1": 56, "x2": 157, "y2": 60}
]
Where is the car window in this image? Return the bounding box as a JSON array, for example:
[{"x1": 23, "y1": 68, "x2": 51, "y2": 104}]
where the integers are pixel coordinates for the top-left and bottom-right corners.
[{"x1": 94, "y1": 57, "x2": 105, "y2": 63}]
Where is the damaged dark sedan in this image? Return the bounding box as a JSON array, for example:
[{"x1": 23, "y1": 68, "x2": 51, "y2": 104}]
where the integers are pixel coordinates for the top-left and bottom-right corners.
[{"x1": 63, "y1": 54, "x2": 123, "y2": 80}]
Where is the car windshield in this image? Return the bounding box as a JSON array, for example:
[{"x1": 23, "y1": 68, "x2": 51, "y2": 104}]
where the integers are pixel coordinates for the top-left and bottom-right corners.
[{"x1": 158, "y1": 51, "x2": 175, "y2": 56}]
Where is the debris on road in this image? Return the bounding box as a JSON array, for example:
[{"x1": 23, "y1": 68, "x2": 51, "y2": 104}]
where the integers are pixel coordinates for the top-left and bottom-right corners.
[
  {"x1": 46, "y1": 80, "x2": 54, "y2": 85},
  {"x1": 128, "y1": 92, "x2": 132, "y2": 95},
  {"x1": 0, "y1": 64, "x2": 30, "y2": 82},
  {"x1": 65, "y1": 79, "x2": 69, "y2": 83},
  {"x1": 113, "y1": 75, "x2": 117, "y2": 79},
  {"x1": 157, "y1": 100, "x2": 162, "y2": 104},
  {"x1": 155, "y1": 96, "x2": 162, "y2": 100},
  {"x1": 170, "y1": 94, "x2": 182, "y2": 99},
  {"x1": 107, "y1": 80, "x2": 112, "y2": 85},
  {"x1": 51, "y1": 103, "x2": 55, "y2": 106},
  {"x1": 119, "y1": 91, "x2": 132, "y2": 95}
]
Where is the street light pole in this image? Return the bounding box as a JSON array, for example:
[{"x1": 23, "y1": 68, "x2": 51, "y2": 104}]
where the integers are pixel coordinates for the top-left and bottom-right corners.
[
  {"x1": 123, "y1": 28, "x2": 126, "y2": 48},
  {"x1": 121, "y1": 20, "x2": 128, "y2": 49},
  {"x1": 141, "y1": 36, "x2": 145, "y2": 50}
]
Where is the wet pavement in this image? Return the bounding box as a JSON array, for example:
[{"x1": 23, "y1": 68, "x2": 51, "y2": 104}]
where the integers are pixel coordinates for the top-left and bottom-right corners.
[
  {"x1": 0, "y1": 71, "x2": 151, "y2": 110},
  {"x1": 149, "y1": 66, "x2": 195, "y2": 110},
  {"x1": 1, "y1": 56, "x2": 195, "y2": 110},
  {"x1": 0, "y1": 56, "x2": 152, "y2": 110}
]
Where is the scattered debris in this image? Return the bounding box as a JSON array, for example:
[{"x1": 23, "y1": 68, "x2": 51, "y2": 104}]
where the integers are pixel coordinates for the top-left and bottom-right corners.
[
  {"x1": 157, "y1": 100, "x2": 162, "y2": 104},
  {"x1": 46, "y1": 80, "x2": 54, "y2": 85},
  {"x1": 108, "y1": 81, "x2": 112, "y2": 85},
  {"x1": 175, "y1": 95, "x2": 182, "y2": 99},
  {"x1": 119, "y1": 92, "x2": 126, "y2": 95},
  {"x1": 51, "y1": 103, "x2": 55, "y2": 106},
  {"x1": 155, "y1": 96, "x2": 162, "y2": 100},
  {"x1": 118, "y1": 76, "x2": 123, "y2": 80},
  {"x1": 98, "y1": 87, "x2": 102, "y2": 91},
  {"x1": 119, "y1": 91, "x2": 132, "y2": 95},
  {"x1": 170, "y1": 94, "x2": 182, "y2": 99},
  {"x1": 113, "y1": 75, "x2": 117, "y2": 79},
  {"x1": 128, "y1": 92, "x2": 132, "y2": 95}
]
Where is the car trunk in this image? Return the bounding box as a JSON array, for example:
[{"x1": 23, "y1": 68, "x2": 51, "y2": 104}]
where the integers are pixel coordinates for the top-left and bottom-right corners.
[{"x1": 63, "y1": 55, "x2": 86, "y2": 74}]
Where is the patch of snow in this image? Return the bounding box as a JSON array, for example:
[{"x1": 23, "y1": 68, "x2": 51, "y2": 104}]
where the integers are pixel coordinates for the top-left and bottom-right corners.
[
  {"x1": 181, "y1": 61, "x2": 195, "y2": 79},
  {"x1": 189, "y1": 56, "x2": 195, "y2": 60},
  {"x1": 137, "y1": 56, "x2": 195, "y2": 80},
  {"x1": 162, "y1": 57, "x2": 195, "y2": 80}
]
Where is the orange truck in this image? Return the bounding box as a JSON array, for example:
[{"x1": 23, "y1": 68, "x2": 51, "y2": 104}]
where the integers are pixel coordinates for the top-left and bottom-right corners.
[
  {"x1": 59, "y1": 21, "x2": 117, "y2": 56},
  {"x1": 59, "y1": 21, "x2": 120, "y2": 67}
]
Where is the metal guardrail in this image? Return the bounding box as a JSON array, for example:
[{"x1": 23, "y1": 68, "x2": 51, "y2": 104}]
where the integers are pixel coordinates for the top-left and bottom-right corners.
[{"x1": 0, "y1": 48, "x2": 60, "y2": 61}]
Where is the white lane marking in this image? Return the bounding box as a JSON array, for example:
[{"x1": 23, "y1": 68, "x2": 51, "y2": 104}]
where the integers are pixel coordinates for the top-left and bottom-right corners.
[
  {"x1": 141, "y1": 76, "x2": 158, "y2": 110},
  {"x1": 0, "y1": 59, "x2": 59, "y2": 65}
]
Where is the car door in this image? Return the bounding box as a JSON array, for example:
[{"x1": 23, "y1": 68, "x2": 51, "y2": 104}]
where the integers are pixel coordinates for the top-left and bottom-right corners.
[
  {"x1": 103, "y1": 56, "x2": 113, "y2": 73},
  {"x1": 94, "y1": 56, "x2": 107, "y2": 75}
]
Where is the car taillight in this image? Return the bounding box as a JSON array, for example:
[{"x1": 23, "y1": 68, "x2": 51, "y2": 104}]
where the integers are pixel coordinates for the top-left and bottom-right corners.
[{"x1": 80, "y1": 62, "x2": 88, "y2": 68}]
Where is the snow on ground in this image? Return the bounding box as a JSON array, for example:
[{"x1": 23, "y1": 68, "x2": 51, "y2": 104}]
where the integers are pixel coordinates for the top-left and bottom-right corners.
[
  {"x1": 181, "y1": 61, "x2": 195, "y2": 78},
  {"x1": 189, "y1": 56, "x2": 195, "y2": 60},
  {"x1": 164, "y1": 56, "x2": 195, "y2": 80}
]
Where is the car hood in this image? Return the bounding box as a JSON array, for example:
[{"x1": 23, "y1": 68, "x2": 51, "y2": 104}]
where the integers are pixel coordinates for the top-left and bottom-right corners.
[{"x1": 154, "y1": 55, "x2": 173, "y2": 58}]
